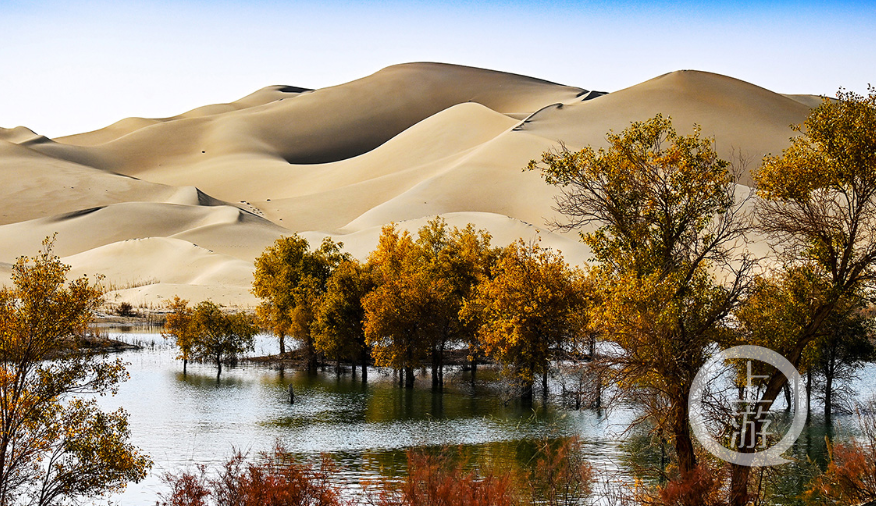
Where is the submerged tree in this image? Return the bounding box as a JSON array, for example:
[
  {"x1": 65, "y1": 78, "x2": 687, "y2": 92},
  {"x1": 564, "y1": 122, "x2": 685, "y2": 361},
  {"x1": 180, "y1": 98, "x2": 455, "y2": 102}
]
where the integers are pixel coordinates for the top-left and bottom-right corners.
[
  {"x1": 190, "y1": 301, "x2": 258, "y2": 376},
  {"x1": 362, "y1": 220, "x2": 494, "y2": 390},
  {"x1": 463, "y1": 239, "x2": 582, "y2": 401},
  {"x1": 730, "y1": 87, "x2": 876, "y2": 506},
  {"x1": 415, "y1": 218, "x2": 494, "y2": 390},
  {"x1": 253, "y1": 235, "x2": 348, "y2": 370},
  {"x1": 164, "y1": 299, "x2": 258, "y2": 377},
  {"x1": 312, "y1": 259, "x2": 375, "y2": 380},
  {"x1": 530, "y1": 114, "x2": 752, "y2": 479},
  {"x1": 363, "y1": 225, "x2": 437, "y2": 388},
  {"x1": 163, "y1": 296, "x2": 198, "y2": 375},
  {"x1": 735, "y1": 267, "x2": 875, "y2": 420},
  {"x1": 0, "y1": 239, "x2": 151, "y2": 505}
]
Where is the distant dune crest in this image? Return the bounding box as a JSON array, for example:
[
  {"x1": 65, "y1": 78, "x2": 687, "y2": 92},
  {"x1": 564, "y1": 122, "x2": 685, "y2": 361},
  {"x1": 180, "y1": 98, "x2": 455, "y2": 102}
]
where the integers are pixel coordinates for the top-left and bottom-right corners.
[{"x1": 0, "y1": 63, "x2": 818, "y2": 306}]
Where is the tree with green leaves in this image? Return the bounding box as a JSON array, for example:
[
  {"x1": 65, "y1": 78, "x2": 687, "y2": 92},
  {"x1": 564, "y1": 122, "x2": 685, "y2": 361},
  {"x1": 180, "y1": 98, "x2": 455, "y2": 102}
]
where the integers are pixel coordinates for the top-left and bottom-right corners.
[
  {"x1": 529, "y1": 114, "x2": 752, "y2": 479},
  {"x1": 163, "y1": 299, "x2": 257, "y2": 377},
  {"x1": 463, "y1": 239, "x2": 583, "y2": 401},
  {"x1": 729, "y1": 87, "x2": 876, "y2": 506},
  {"x1": 0, "y1": 239, "x2": 151, "y2": 505},
  {"x1": 253, "y1": 235, "x2": 348, "y2": 371}
]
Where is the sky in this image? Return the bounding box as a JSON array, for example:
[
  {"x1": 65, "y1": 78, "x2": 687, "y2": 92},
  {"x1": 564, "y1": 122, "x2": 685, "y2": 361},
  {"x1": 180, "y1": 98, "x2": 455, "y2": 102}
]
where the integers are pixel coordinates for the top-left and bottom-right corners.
[{"x1": 1, "y1": 0, "x2": 874, "y2": 138}]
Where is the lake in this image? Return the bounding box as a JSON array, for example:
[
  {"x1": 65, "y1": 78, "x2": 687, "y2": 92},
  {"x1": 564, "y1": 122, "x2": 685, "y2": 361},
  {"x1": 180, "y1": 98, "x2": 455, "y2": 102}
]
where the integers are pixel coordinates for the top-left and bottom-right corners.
[{"x1": 95, "y1": 329, "x2": 875, "y2": 505}]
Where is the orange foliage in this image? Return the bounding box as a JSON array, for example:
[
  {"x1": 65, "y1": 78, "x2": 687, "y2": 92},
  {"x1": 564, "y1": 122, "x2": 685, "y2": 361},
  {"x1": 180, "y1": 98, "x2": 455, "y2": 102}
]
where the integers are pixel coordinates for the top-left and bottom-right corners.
[
  {"x1": 160, "y1": 445, "x2": 347, "y2": 506},
  {"x1": 805, "y1": 440, "x2": 876, "y2": 505},
  {"x1": 374, "y1": 451, "x2": 519, "y2": 506},
  {"x1": 654, "y1": 464, "x2": 726, "y2": 506}
]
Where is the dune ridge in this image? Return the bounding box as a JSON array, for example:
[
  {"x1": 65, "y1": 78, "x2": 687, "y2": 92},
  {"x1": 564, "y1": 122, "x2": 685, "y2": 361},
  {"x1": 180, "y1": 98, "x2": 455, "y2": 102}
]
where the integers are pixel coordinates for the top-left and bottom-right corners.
[{"x1": 0, "y1": 64, "x2": 816, "y2": 306}]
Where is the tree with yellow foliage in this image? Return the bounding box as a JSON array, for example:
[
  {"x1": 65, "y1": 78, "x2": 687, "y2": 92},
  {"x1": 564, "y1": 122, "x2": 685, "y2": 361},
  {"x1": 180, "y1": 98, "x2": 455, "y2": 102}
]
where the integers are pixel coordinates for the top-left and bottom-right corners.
[
  {"x1": 415, "y1": 218, "x2": 494, "y2": 390},
  {"x1": 362, "y1": 220, "x2": 494, "y2": 390},
  {"x1": 163, "y1": 296, "x2": 198, "y2": 375},
  {"x1": 363, "y1": 225, "x2": 441, "y2": 388},
  {"x1": 312, "y1": 259, "x2": 375, "y2": 380},
  {"x1": 463, "y1": 239, "x2": 582, "y2": 401},
  {"x1": 253, "y1": 235, "x2": 348, "y2": 371},
  {"x1": 0, "y1": 239, "x2": 151, "y2": 504},
  {"x1": 190, "y1": 301, "x2": 258, "y2": 377},
  {"x1": 530, "y1": 114, "x2": 752, "y2": 480},
  {"x1": 728, "y1": 87, "x2": 876, "y2": 506},
  {"x1": 163, "y1": 299, "x2": 258, "y2": 377}
]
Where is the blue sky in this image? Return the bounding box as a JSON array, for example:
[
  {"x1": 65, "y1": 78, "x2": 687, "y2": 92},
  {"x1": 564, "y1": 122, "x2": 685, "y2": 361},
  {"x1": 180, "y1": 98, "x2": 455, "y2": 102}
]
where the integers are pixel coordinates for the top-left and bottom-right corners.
[{"x1": 2, "y1": 0, "x2": 874, "y2": 137}]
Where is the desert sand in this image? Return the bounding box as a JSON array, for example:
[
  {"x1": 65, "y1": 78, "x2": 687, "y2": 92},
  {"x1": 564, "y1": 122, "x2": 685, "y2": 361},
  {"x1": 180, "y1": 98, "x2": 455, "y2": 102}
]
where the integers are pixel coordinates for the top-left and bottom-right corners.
[{"x1": 0, "y1": 63, "x2": 818, "y2": 308}]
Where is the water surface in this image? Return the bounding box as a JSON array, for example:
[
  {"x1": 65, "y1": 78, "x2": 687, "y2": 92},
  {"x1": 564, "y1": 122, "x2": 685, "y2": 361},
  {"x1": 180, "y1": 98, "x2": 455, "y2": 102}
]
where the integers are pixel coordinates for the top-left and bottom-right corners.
[{"x1": 97, "y1": 330, "x2": 876, "y2": 505}]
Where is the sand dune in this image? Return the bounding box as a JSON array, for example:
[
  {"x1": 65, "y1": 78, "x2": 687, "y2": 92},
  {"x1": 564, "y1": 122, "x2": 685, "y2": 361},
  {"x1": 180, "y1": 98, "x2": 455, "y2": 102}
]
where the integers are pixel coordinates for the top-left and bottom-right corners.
[
  {"x1": 28, "y1": 63, "x2": 585, "y2": 176},
  {"x1": 0, "y1": 140, "x2": 180, "y2": 225},
  {"x1": 0, "y1": 64, "x2": 816, "y2": 306},
  {"x1": 64, "y1": 238, "x2": 259, "y2": 307},
  {"x1": 54, "y1": 85, "x2": 312, "y2": 147},
  {"x1": 517, "y1": 70, "x2": 812, "y2": 186},
  {"x1": 0, "y1": 202, "x2": 284, "y2": 262}
]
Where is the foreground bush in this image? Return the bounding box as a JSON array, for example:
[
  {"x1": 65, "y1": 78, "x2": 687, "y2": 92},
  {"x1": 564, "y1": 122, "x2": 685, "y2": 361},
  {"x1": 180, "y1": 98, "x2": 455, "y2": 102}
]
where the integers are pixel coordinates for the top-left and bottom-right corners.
[
  {"x1": 805, "y1": 400, "x2": 876, "y2": 505},
  {"x1": 159, "y1": 445, "x2": 345, "y2": 506},
  {"x1": 370, "y1": 451, "x2": 518, "y2": 506},
  {"x1": 161, "y1": 437, "x2": 592, "y2": 506},
  {"x1": 805, "y1": 441, "x2": 876, "y2": 505}
]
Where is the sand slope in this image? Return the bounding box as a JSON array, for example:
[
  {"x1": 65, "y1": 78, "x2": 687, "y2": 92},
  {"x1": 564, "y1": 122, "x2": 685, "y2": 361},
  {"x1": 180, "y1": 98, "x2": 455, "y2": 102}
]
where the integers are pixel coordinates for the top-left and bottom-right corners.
[
  {"x1": 0, "y1": 64, "x2": 816, "y2": 306},
  {"x1": 517, "y1": 70, "x2": 811, "y2": 186}
]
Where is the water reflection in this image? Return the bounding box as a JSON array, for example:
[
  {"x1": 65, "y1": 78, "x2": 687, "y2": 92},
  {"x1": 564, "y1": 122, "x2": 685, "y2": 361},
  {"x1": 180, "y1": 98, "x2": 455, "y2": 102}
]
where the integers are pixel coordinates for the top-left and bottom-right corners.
[{"x1": 98, "y1": 331, "x2": 875, "y2": 505}]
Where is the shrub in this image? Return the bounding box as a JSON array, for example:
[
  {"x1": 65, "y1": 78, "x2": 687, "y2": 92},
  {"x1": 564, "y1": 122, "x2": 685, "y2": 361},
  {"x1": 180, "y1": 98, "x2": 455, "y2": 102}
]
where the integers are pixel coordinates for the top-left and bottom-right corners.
[
  {"x1": 117, "y1": 301, "x2": 136, "y2": 317},
  {"x1": 159, "y1": 444, "x2": 346, "y2": 506},
  {"x1": 372, "y1": 450, "x2": 519, "y2": 506}
]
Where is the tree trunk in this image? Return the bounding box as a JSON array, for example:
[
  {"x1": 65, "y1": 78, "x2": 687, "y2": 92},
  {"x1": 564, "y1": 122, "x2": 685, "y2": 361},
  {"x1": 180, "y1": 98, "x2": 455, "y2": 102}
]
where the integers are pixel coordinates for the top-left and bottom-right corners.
[
  {"x1": 542, "y1": 370, "x2": 549, "y2": 398},
  {"x1": 592, "y1": 366, "x2": 602, "y2": 409},
  {"x1": 470, "y1": 358, "x2": 477, "y2": 385},
  {"x1": 336, "y1": 358, "x2": 341, "y2": 377},
  {"x1": 730, "y1": 302, "x2": 834, "y2": 506},
  {"x1": 431, "y1": 348, "x2": 439, "y2": 390},
  {"x1": 438, "y1": 342, "x2": 445, "y2": 389},
  {"x1": 825, "y1": 366, "x2": 834, "y2": 421},
  {"x1": 672, "y1": 400, "x2": 696, "y2": 477},
  {"x1": 216, "y1": 354, "x2": 222, "y2": 377},
  {"x1": 279, "y1": 334, "x2": 286, "y2": 355},
  {"x1": 806, "y1": 368, "x2": 811, "y2": 415},
  {"x1": 307, "y1": 346, "x2": 318, "y2": 373},
  {"x1": 183, "y1": 358, "x2": 187, "y2": 376},
  {"x1": 404, "y1": 366, "x2": 415, "y2": 389},
  {"x1": 431, "y1": 348, "x2": 444, "y2": 391},
  {"x1": 521, "y1": 377, "x2": 534, "y2": 404}
]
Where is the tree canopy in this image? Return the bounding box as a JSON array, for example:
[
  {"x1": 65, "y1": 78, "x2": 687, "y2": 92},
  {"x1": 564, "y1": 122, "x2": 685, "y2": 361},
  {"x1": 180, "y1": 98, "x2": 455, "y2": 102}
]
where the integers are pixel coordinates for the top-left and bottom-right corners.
[
  {"x1": 723, "y1": 88, "x2": 876, "y2": 506},
  {"x1": 163, "y1": 299, "x2": 257, "y2": 376},
  {"x1": 312, "y1": 259, "x2": 375, "y2": 379},
  {"x1": 530, "y1": 114, "x2": 751, "y2": 478},
  {"x1": 253, "y1": 235, "x2": 348, "y2": 368},
  {"x1": 463, "y1": 238, "x2": 582, "y2": 400},
  {"x1": 0, "y1": 239, "x2": 151, "y2": 505}
]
